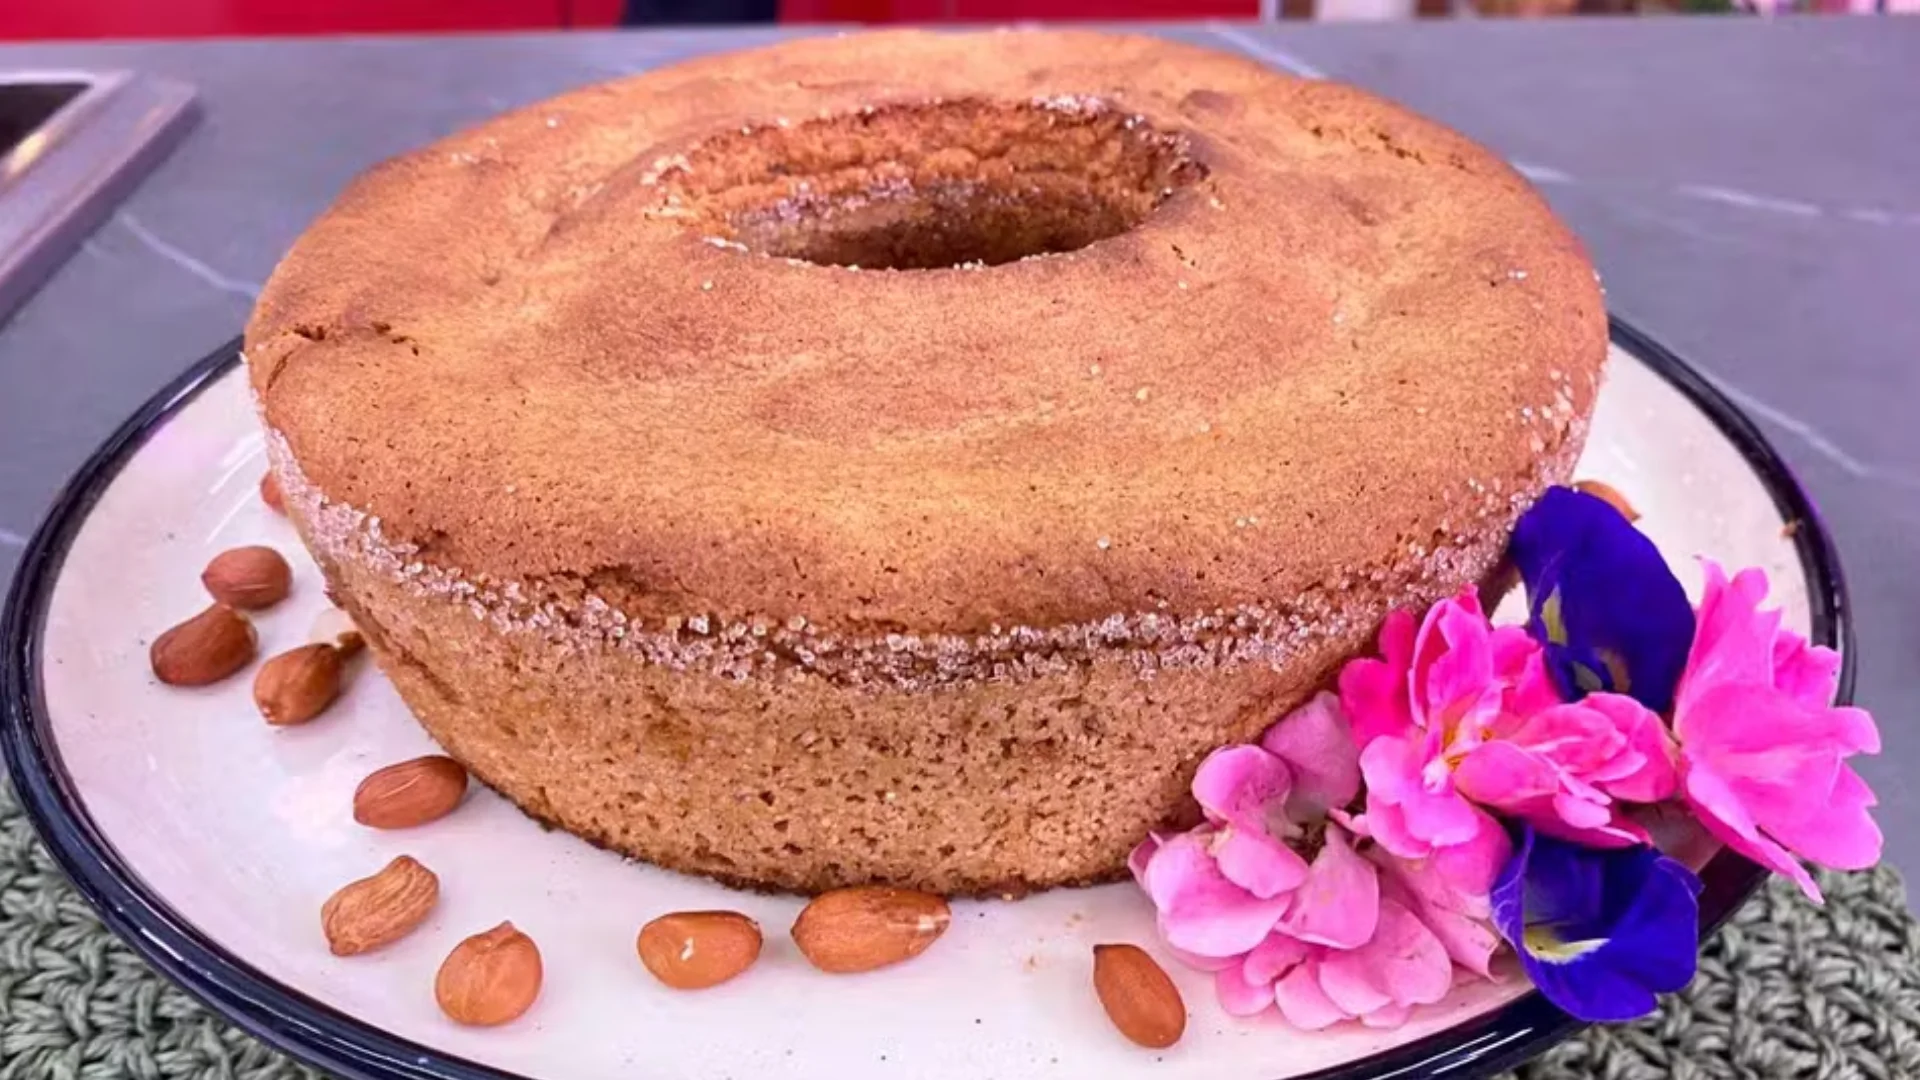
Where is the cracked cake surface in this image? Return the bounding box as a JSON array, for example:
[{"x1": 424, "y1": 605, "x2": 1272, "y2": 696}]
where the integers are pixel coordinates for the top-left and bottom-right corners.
[{"x1": 245, "y1": 29, "x2": 1606, "y2": 894}]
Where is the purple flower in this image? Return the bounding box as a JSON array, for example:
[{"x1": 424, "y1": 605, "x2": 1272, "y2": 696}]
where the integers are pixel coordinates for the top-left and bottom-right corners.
[
  {"x1": 1491, "y1": 824, "x2": 1702, "y2": 1022},
  {"x1": 1511, "y1": 486, "x2": 1695, "y2": 714}
]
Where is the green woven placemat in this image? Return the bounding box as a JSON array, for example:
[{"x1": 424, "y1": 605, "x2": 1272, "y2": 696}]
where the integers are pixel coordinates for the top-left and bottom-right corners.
[{"x1": 4, "y1": 776, "x2": 1917, "y2": 1080}]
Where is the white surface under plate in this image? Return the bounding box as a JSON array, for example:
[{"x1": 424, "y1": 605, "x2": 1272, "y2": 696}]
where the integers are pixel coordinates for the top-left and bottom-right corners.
[{"x1": 10, "y1": 338, "x2": 1830, "y2": 1080}]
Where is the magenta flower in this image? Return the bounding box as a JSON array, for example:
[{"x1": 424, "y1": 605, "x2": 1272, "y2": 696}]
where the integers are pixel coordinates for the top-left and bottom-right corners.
[
  {"x1": 1451, "y1": 693, "x2": 1679, "y2": 847},
  {"x1": 1340, "y1": 588, "x2": 1667, "y2": 857},
  {"x1": 1338, "y1": 596, "x2": 1556, "y2": 749},
  {"x1": 1671, "y1": 563, "x2": 1882, "y2": 902},
  {"x1": 1338, "y1": 593, "x2": 1521, "y2": 862}
]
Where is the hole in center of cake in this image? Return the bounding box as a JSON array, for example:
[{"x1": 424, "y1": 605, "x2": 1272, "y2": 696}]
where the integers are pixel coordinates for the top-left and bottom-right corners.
[{"x1": 657, "y1": 99, "x2": 1206, "y2": 271}]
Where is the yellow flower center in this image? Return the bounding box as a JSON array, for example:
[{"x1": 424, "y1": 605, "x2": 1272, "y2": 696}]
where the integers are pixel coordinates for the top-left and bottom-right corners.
[{"x1": 1524, "y1": 925, "x2": 1607, "y2": 962}]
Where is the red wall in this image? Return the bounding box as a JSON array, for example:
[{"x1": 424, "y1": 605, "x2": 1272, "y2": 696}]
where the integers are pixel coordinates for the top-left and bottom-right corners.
[
  {"x1": 782, "y1": 0, "x2": 1254, "y2": 17},
  {"x1": 2, "y1": 0, "x2": 1253, "y2": 40},
  {"x1": 1, "y1": 0, "x2": 617, "y2": 39}
]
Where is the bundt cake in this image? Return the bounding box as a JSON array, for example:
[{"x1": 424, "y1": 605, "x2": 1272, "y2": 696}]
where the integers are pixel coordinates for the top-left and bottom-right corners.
[{"x1": 245, "y1": 29, "x2": 1606, "y2": 895}]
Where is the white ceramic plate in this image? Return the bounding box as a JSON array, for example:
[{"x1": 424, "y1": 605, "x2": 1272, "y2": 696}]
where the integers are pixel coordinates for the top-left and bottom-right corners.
[{"x1": 1, "y1": 323, "x2": 1851, "y2": 1080}]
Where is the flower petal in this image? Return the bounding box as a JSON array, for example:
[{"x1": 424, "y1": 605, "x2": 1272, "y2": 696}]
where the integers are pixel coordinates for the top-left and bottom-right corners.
[
  {"x1": 1755, "y1": 765, "x2": 1883, "y2": 873},
  {"x1": 1260, "y1": 692, "x2": 1363, "y2": 816},
  {"x1": 1678, "y1": 766, "x2": 1763, "y2": 847},
  {"x1": 1580, "y1": 693, "x2": 1679, "y2": 803},
  {"x1": 1513, "y1": 487, "x2": 1694, "y2": 713},
  {"x1": 1771, "y1": 631, "x2": 1842, "y2": 711},
  {"x1": 1494, "y1": 631, "x2": 1561, "y2": 719},
  {"x1": 1320, "y1": 897, "x2": 1453, "y2": 1012},
  {"x1": 1192, "y1": 745, "x2": 1293, "y2": 829},
  {"x1": 1361, "y1": 736, "x2": 1491, "y2": 850},
  {"x1": 1829, "y1": 705, "x2": 1882, "y2": 756},
  {"x1": 1216, "y1": 957, "x2": 1280, "y2": 1017},
  {"x1": 1214, "y1": 826, "x2": 1313, "y2": 900},
  {"x1": 1128, "y1": 834, "x2": 1162, "y2": 887},
  {"x1": 1666, "y1": 556, "x2": 1882, "y2": 899},
  {"x1": 1676, "y1": 562, "x2": 1779, "y2": 717},
  {"x1": 1278, "y1": 826, "x2": 1379, "y2": 949},
  {"x1": 1357, "y1": 735, "x2": 1424, "y2": 801},
  {"x1": 1687, "y1": 787, "x2": 1821, "y2": 902},
  {"x1": 1492, "y1": 825, "x2": 1598, "y2": 944},
  {"x1": 1242, "y1": 932, "x2": 1311, "y2": 985},
  {"x1": 1493, "y1": 825, "x2": 1703, "y2": 1023},
  {"x1": 1679, "y1": 682, "x2": 1845, "y2": 828},
  {"x1": 1550, "y1": 790, "x2": 1613, "y2": 829},
  {"x1": 1375, "y1": 849, "x2": 1506, "y2": 979},
  {"x1": 1142, "y1": 832, "x2": 1295, "y2": 957},
  {"x1": 1167, "y1": 943, "x2": 1242, "y2": 973},
  {"x1": 1453, "y1": 739, "x2": 1565, "y2": 814},
  {"x1": 1415, "y1": 590, "x2": 1503, "y2": 729},
  {"x1": 1531, "y1": 853, "x2": 1701, "y2": 1023},
  {"x1": 1527, "y1": 951, "x2": 1659, "y2": 1024},
  {"x1": 1191, "y1": 745, "x2": 1312, "y2": 898},
  {"x1": 1431, "y1": 817, "x2": 1513, "y2": 899},
  {"x1": 1316, "y1": 953, "x2": 1393, "y2": 1018},
  {"x1": 1340, "y1": 610, "x2": 1419, "y2": 748},
  {"x1": 1275, "y1": 963, "x2": 1350, "y2": 1031},
  {"x1": 1353, "y1": 800, "x2": 1428, "y2": 861},
  {"x1": 1452, "y1": 736, "x2": 1643, "y2": 850}
]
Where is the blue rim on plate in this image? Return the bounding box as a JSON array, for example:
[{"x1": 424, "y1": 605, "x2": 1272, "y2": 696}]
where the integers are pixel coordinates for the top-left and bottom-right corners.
[{"x1": 2, "y1": 321, "x2": 1855, "y2": 1080}]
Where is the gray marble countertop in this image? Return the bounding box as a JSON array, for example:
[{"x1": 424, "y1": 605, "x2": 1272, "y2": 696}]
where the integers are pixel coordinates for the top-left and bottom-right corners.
[{"x1": 2, "y1": 20, "x2": 1916, "y2": 893}]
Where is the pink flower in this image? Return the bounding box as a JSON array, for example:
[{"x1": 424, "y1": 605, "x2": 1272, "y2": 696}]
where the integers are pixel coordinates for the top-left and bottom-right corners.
[
  {"x1": 1452, "y1": 693, "x2": 1678, "y2": 847},
  {"x1": 1368, "y1": 834, "x2": 1509, "y2": 979},
  {"x1": 1351, "y1": 735, "x2": 1506, "y2": 861},
  {"x1": 1340, "y1": 589, "x2": 1676, "y2": 852},
  {"x1": 1338, "y1": 607, "x2": 1419, "y2": 747},
  {"x1": 1213, "y1": 899, "x2": 1455, "y2": 1029},
  {"x1": 1190, "y1": 745, "x2": 1312, "y2": 902},
  {"x1": 1339, "y1": 592, "x2": 1558, "y2": 747},
  {"x1": 1135, "y1": 831, "x2": 1295, "y2": 958},
  {"x1": 1671, "y1": 563, "x2": 1882, "y2": 902},
  {"x1": 1131, "y1": 694, "x2": 1377, "y2": 959},
  {"x1": 1131, "y1": 693, "x2": 1505, "y2": 1028}
]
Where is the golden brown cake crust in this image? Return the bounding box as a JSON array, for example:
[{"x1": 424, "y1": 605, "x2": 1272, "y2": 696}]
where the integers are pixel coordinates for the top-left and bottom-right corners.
[
  {"x1": 245, "y1": 29, "x2": 1606, "y2": 640},
  {"x1": 248, "y1": 30, "x2": 1606, "y2": 894}
]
